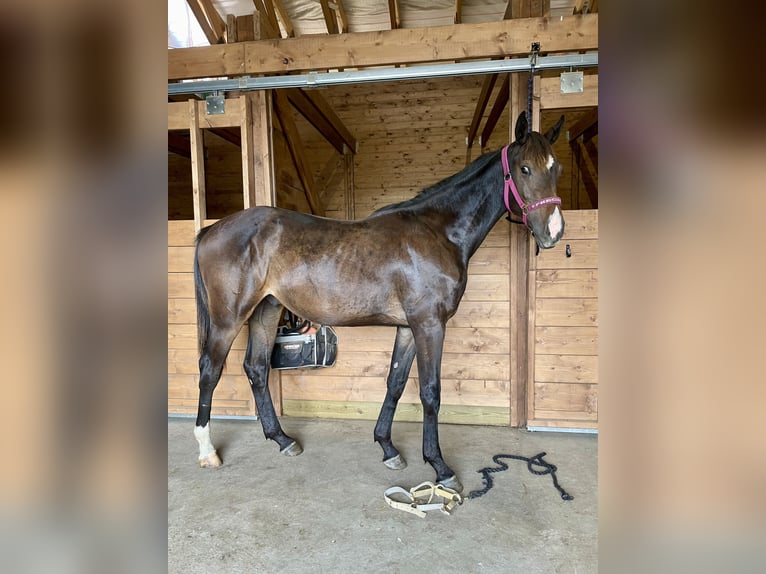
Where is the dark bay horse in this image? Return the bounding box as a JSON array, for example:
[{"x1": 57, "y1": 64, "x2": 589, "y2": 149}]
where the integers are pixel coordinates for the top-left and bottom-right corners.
[{"x1": 192, "y1": 112, "x2": 565, "y2": 492}]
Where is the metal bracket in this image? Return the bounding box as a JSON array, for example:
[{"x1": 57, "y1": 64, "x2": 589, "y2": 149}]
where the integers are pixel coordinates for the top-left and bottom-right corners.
[
  {"x1": 205, "y1": 92, "x2": 225, "y2": 115},
  {"x1": 560, "y1": 71, "x2": 584, "y2": 94}
]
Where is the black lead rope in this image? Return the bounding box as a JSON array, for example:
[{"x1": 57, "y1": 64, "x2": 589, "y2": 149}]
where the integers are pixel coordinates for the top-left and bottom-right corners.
[{"x1": 467, "y1": 452, "x2": 574, "y2": 501}]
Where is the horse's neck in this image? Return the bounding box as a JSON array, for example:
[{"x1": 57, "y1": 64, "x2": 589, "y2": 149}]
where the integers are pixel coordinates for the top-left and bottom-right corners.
[{"x1": 421, "y1": 157, "x2": 507, "y2": 265}]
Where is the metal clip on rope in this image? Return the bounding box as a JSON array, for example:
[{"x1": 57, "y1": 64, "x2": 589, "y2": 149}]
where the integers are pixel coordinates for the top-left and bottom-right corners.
[{"x1": 384, "y1": 481, "x2": 464, "y2": 518}]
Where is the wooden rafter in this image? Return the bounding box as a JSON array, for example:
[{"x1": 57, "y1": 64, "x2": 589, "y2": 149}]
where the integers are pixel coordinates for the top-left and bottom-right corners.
[
  {"x1": 479, "y1": 75, "x2": 510, "y2": 148},
  {"x1": 319, "y1": 0, "x2": 339, "y2": 34},
  {"x1": 455, "y1": 0, "x2": 463, "y2": 24},
  {"x1": 466, "y1": 74, "x2": 497, "y2": 153},
  {"x1": 574, "y1": 0, "x2": 598, "y2": 14},
  {"x1": 169, "y1": 15, "x2": 598, "y2": 80},
  {"x1": 335, "y1": 0, "x2": 349, "y2": 33},
  {"x1": 271, "y1": 0, "x2": 295, "y2": 37},
  {"x1": 568, "y1": 108, "x2": 598, "y2": 143},
  {"x1": 257, "y1": 0, "x2": 282, "y2": 38},
  {"x1": 272, "y1": 91, "x2": 325, "y2": 216},
  {"x1": 168, "y1": 132, "x2": 191, "y2": 158},
  {"x1": 388, "y1": 0, "x2": 399, "y2": 30},
  {"x1": 185, "y1": 0, "x2": 219, "y2": 45},
  {"x1": 286, "y1": 88, "x2": 357, "y2": 154},
  {"x1": 571, "y1": 138, "x2": 598, "y2": 207}
]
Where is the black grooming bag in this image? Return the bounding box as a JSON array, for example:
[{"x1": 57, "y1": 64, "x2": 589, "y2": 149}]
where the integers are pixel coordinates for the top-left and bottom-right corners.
[{"x1": 270, "y1": 324, "x2": 338, "y2": 370}]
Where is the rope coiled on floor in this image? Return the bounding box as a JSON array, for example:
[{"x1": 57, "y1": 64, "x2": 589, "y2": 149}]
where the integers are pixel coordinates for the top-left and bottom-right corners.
[{"x1": 467, "y1": 452, "x2": 574, "y2": 501}]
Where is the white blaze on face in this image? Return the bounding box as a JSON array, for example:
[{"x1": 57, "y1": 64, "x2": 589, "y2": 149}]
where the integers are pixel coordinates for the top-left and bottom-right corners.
[
  {"x1": 194, "y1": 424, "x2": 216, "y2": 459},
  {"x1": 547, "y1": 206, "x2": 563, "y2": 238},
  {"x1": 546, "y1": 154, "x2": 555, "y2": 171}
]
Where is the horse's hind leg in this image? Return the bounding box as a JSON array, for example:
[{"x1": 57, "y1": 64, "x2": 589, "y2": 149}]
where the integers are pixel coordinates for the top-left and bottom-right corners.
[
  {"x1": 195, "y1": 323, "x2": 241, "y2": 468},
  {"x1": 244, "y1": 297, "x2": 303, "y2": 456},
  {"x1": 374, "y1": 326, "x2": 416, "y2": 470}
]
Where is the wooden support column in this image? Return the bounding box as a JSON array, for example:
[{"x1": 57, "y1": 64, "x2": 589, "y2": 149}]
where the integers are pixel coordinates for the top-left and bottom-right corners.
[
  {"x1": 344, "y1": 145, "x2": 355, "y2": 220},
  {"x1": 189, "y1": 100, "x2": 207, "y2": 232},
  {"x1": 509, "y1": 224, "x2": 530, "y2": 427},
  {"x1": 244, "y1": 90, "x2": 275, "y2": 210}
]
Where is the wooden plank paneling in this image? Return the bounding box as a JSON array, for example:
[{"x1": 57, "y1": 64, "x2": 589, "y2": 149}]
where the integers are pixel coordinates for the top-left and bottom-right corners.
[
  {"x1": 168, "y1": 298, "x2": 195, "y2": 324},
  {"x1": 536, "y1": 298, "x2": 598, "y2": 326},
  {"x1": 534, "y1": 354, "x2": 598, "y2": 384},
  {"x1": 282, "y1": 400, "x2": 510, "y2": 426},
  {"x1": 281, "y1": 375, "x2": 510, "y2": 408},
  {"x1": 533, "y1": 382, "x2": 597, "y2": 414},
  {"x1": 535, "y1": 239, "x2": 598, "y2": 270},
  {"x1": 536, "y1": 269, "x2": 598, "y2": 298},
  {"x1": 535, "y1": 326, "x2": 597, "y2": 356},
  {"x1": 528, "y1": 210, "x2": 597, "y2": 430}
]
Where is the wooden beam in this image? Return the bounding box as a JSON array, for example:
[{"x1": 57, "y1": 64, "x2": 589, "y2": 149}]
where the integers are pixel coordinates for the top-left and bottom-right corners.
[
  {"x1": 185, "y1": 0, "x2": 218, "y2": 45},
  {"x1": 571, "y1": 139, "x2": 598, "y2": 207},
  {"x1": 319, "y1": 0, "x2": 339, "y2": 34},
  {"x1": 248, "y1": 91, "x2": 276, "y2": 210},
  {"x1": 200, "y1": 0, "x2": 225, "y2": 39},
  {"x1": 300, "y1": 89, "x2": 357, "y2": 153},
  {"x1": 344, "y1": 147, "x2": 355, "y2": 220},
  {"x1": 168, "y1": 14, "x2": 598, "y2": 79},
  {"x1": 540, "y1": 73, "x2": 598, "y2": 109},
  {"x1": 188, "y1": 100, "x2": 207, "y2": 232},
  {"x1": 272, "y1": 91, "x2": 324, "y2": 216},
  {"x1": 509, "y1": 223, "x2": 529, "y2": 427},
  {"x1": 271, "y1": 0, "x2": 295, "y2": 37},
  {"x1": 168, "y1": 132, "x2": 191, "y2": 158},
  {"x1": 285, "y1": 88, "x2": 356, "y2": 154},
  {"x1": 466, "y1": 74, "x2": 498, "y2": 155},
  {"x1": 388, "y1": 0, "x2": 399, "y2": 30},
  {"x1": 479, "y1": 75, "x2": 509, "y2": 149},
  {"x1": 568, "y1": 108, "x2": 598, "y2": 143},
  {"x1": 334, "y1": 0, "x2": 349, "y2": 33},
  {"x1": 286, "y1": 89, "x2": 344, "y2": 152},
  {"x1": 168, "y1": 99, "x2": 245, "y2": 130},
  {"x1": 455, "y1": 0, "x2": 463, "y2": 24},
  {"x1": 256, "y1": 0, "x2": 281, "y2": 38}
]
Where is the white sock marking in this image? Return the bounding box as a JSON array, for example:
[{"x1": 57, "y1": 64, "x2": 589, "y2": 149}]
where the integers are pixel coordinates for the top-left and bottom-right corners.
[{"x1": 194, "y1": 424, "x2": 216, "y2": 459}]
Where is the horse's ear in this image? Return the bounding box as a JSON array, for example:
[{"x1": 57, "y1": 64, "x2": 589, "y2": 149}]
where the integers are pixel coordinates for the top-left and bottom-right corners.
[
  {"x1": 514, "y1": 112, "x2": 528, "y2": 144},
  {"x1": 545, "y1": 115, "x2": 565, "y2": 144}
]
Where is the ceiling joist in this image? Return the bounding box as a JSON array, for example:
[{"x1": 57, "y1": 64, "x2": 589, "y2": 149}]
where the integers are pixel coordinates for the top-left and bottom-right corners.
[{"x1": 319, "y1": 0, "x2": 339, "y2": 34}]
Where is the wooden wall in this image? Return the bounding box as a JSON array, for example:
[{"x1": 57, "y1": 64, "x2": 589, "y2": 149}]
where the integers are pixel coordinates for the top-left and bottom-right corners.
[
  {"x1": 168, "y1": 219, "x2": 257, "y2": 416},
  {"x1": 526, "y1": 210, "x2": 599, "y2": 429}
]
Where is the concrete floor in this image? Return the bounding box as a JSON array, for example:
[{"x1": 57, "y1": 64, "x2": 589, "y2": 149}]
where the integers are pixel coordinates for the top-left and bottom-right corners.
[{"x1": 168, "y1": 417, "x2": 597, "y2": 573}]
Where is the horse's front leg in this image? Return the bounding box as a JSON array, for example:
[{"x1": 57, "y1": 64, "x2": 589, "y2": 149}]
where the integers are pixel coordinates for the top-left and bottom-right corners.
[
  {"x1": 412, "y1": 320, "x2": 462, "y2": 492},
  {"x1": 374, "y1": 326, "x2": 416, "y2": 469}
]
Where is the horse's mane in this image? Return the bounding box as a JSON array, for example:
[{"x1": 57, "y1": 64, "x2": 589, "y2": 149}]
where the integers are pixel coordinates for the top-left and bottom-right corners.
[{"x1": 371, "y1": 149, "x2": 501, "y2": 216}]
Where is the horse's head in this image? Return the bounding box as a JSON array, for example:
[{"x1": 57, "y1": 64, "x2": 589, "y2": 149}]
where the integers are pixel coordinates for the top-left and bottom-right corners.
[{"x1": 505, "y1": 112, "x2": 566, "y2": 249}]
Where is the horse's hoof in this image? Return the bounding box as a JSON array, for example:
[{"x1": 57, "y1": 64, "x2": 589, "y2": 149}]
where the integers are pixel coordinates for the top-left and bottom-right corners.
[
  {"x1": 199, "y1": 451, "x2": 222, "y2": 468},
  {"x1": 383, "y1": 454, "x2": 407, "y2": 470},
  {"x1": 439, "y1": 475, "x2": 463, "y2": 493},
  {"x1": 280, "y1": 441, "x2": 303, "y2": 457}
]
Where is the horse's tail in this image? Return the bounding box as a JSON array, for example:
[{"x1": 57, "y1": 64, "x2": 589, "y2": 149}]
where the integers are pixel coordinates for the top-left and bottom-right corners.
[{"x1": 194, "y1": 225, "x2": 214, "y2": 355}]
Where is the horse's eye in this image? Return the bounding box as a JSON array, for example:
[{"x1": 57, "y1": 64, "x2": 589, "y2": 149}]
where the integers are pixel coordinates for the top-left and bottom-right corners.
[{"x1": 521, "y1": 165, "x2": 531, "y2": 175}]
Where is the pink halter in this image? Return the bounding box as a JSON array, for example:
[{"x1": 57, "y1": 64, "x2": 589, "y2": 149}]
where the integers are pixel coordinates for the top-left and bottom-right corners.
[{"x1": 501, "y1": 144, "x2": 561, "y2": 226}]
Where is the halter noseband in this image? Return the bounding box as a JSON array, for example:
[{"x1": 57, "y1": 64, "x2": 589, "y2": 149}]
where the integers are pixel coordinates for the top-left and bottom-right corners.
[{"x1": 501, "y1": 144, "x2": 561, "y2": 226}]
